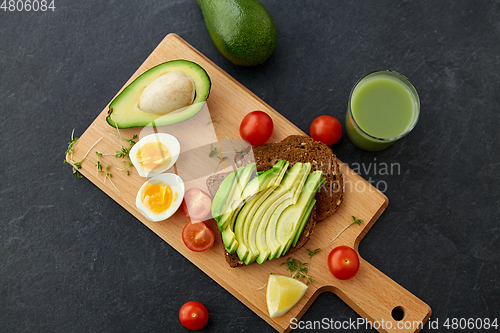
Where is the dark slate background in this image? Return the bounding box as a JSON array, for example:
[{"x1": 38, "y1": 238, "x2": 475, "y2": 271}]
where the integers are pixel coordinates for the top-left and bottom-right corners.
[{"x1": 1, "y1": 1, "x2": 499, "y2": 332}]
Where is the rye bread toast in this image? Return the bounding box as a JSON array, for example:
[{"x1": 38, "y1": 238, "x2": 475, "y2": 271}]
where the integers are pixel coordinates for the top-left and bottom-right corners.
[
  {"x1": 206, "y1": 135, "x2": 344, "y2": 268},
  {"x1": 236, "y1": 135, "x2": 344, "y2": 222}
]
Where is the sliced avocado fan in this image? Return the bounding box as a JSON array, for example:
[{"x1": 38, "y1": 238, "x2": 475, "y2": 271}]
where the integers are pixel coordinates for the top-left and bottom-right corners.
[
  {"x1": 216, "y1": 160, "x2": 288, "y2": 253},
  {"x1": 211, "y1": 160, "x2": 324, "y2": 264}
]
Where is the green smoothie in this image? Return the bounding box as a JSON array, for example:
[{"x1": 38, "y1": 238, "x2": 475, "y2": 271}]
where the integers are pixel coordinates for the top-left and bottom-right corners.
[{"x1": 346, "y1": 71, "x2": 419, "y2": 151}]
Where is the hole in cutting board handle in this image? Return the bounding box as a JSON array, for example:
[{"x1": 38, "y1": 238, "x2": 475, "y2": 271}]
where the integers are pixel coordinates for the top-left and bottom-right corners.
[{"x1": 391, "y1": 306, "x2": 405, "y2": 321}]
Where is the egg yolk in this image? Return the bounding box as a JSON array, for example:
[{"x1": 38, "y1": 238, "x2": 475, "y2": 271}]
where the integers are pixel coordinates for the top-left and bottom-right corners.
[
  {"x1": 136, "y1": 142, "x2": 171, "y2": 172},
  {"x1": 142, "y1": 182, "x2": 174, "y2": 214}
]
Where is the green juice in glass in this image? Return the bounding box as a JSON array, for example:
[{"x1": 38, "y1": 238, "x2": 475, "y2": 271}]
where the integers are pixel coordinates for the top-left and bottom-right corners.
[{"x1": 346, "y1": 71, "x2": 420, "y2": 151}]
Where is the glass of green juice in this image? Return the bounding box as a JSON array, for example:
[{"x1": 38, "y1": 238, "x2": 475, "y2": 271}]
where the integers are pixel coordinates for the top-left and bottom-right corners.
[{"x1": 346, "y1": 70, "x2": 420, "y2": 151}]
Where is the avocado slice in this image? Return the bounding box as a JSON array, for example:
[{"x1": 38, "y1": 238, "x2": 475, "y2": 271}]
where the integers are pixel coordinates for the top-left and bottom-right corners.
[
  {"x1": 240, "y1": 159, "x2": 288, "y2": 198},
  {"x1": 217, "y1": 163, "x2": 256, "y2": 232},
  {"x1": 242, "y1": 187, "x2": 276, "y2": 265},
  {"x1": 234, "y1": 189, "x2": 269, "y2": 261},
  {"x1": 291, "y1": 199, "x2": 316, "y2": 249},
  {"x1": 291, "y1": 176, "x2": 326, "y2": 248},
  {"x1": 212, "y1": 170, "x2": 236, "y2": 223},
  {"x1": 281, "y1": 199, "x2": 316, "y2": 256},
  {"x1": 221, "y1": 204, "x2": 243, "y2": 252},
  {"x1": 264, "y1": 162, "x2": 312, "y2": 260},
  {"x1": 213, "y1": 167, "x2": 242, "y2": 229},
  {"x1": 233, "y1": 160, "x2": 289, "y2": 261},
  {"x1": 225, "y1": 237, "x2": 239, "y2": 254},
  {"x1": 274, "y1": 171, "x2": 324, "y2": 258},
  {"x1": 245, "y1": 162, "x2": 310, "y2": 265},
  {"x1": 219, "y1": 161, "x2": 290, "y2": 253},
  {"x1": 106, "y1": 60, "x2": 211, "y2": 128},
  {"x1": 255, "y1": 192, "x2": 289, "y2": 264},
  {"x1": 256, "y1": 162, "x2": 312, "y2": 263},
  {"x1": 265, "y1": 197, "x2": 292, "y2": 260}
]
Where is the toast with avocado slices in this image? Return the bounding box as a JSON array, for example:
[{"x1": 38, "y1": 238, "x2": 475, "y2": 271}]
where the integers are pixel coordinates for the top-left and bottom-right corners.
[
  {"x1": 235, "y1": 135, "x2": 344, "y2": 222},
  {"x1": 206, "y1": 135, "x2": 344, "y2": 268}
]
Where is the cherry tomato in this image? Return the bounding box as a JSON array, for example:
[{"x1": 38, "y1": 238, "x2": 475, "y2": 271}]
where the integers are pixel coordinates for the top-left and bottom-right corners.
[
  {"x1": 239, "y1": 111, "x2": 274, "y2": 146},
  {"x1": 179, "y1": 301, "x2": 209, "y2": 330},
  {"x1": 182, "y1": 220, "x2": 215, "y2": 252},
  {"x1": 310, "y1": 115, "x2": 343, "y2": 145},
  {"x1": 181, "y1": 188, "x2": 212, "y2": 221},
  {"x1": 328, "y1": 246, "x2": 360, "y2": 280}
]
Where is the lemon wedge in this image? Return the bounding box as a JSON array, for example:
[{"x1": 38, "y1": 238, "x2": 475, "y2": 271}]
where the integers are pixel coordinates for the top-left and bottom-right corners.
[{"x1": 266, "y1": 274, "x2": 308, "y2": 318}]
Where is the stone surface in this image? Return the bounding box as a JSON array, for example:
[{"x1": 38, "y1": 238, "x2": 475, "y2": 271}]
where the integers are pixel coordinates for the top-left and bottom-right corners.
[{"x1": 1, "y1": 1, "x2": 499, "y2": 332}]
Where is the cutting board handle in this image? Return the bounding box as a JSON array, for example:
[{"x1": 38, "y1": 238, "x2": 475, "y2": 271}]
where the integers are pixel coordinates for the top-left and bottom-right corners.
[{"x1": 321, "y1": 258, "x2": 432, "y2": 333}]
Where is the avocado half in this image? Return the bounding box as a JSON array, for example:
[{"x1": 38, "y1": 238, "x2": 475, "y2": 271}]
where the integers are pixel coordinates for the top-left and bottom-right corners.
[{"x1": 106, "y1": 60, "x2": 211, "y2": 128}]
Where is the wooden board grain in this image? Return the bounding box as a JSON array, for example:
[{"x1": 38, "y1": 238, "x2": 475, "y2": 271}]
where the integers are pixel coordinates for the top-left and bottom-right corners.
[{"x1": 66, "y1": 34, "x2": 431, "y2": 333}]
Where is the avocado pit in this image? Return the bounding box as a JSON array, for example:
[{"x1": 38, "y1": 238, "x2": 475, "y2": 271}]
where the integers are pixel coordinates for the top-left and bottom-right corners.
[{"x1": 138, "y1": 70, "x2": 196, "y2": 115}]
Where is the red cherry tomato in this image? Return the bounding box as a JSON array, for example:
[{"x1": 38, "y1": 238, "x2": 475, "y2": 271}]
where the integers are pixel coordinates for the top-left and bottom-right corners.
[
  {"x1": 310, "y1": 115, "x2": 343, "y2": 145},
  {"x1": 239, "y1": 111, "x2": 274, "y2": 146},
  {"x1": 182, "y1": 220, "x2": 215, "y2": 252},
  {"x1": 179, "y1": 301, "x2": 209, "y2": 330},
  {"x1": 328, "y1": 246, "x2": 360, "y2": 280},
  {"x1": 181, "y1": 188, "x2": 212, "y2": 221}
]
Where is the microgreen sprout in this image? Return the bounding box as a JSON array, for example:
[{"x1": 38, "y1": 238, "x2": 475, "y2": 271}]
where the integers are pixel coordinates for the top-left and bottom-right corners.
[
  {"x1": 92, "y1": 154, "x2": 119, "y2": 192},
  {"x1": 328, "y1": 216, "x2": 364, "y2": 245},
  {"x1": 64, "y1": 127, "x2": 132, "y2": 186},
  {"x1": 103, "y1": 164, "x2": 112, "y2": 183},
  {"x1": 64, "y1": 129, "x2": 82, "y2": 178},
  {"x1": 95, "y1": 152, "x2": 104, "y2": 177},
  {"x1": 256, "y1": 282, "x2": 268, "y2": 290},
  {"x1": 113, "y1": 134, "x2": 137, "y2": 158},
  {"x1": 213, "y1": 156, "x2": 227, "y2": 174},
  {"x1": 281, "y1": 257, "x2": 315, "y2": 285},
  {"x1": 207, "y1": 117, "x2": 232, "y2": 126},
  {"x1": 73, "y1": 167, "x2": 83, "y2": 178},
  {"x1": 306, "y1": 248, "x2": 321, "y2": 257},
  {"x1": 115, "y1": 160, "x2": 133, "y2": 175},
  {"x1": 64, "y1": 131, "x2": 102, "y2": 178},
  {"x1": 208, "y1": 143, "x2": 218, "y2": 157},
  {"x1": 115, "y1": 146, "x2": 131, "y2": 158},
  {"x1": 126, "y1": 134, "x2": 138, "y2": 146},
  {"x1": 65, "y1": 129, "x2": 78, "y2": 156}
]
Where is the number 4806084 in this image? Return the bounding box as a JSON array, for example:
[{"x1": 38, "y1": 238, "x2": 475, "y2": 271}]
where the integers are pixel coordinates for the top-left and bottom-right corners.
[{"x1": 1, "y1": 0, "x2": 56, "y2": 11}]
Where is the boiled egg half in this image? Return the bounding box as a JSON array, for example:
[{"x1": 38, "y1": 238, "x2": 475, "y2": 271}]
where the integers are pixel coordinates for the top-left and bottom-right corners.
[
  {"x1": 129, "y1": 133, "x2": 180, "y2": 177},
  {"x1": 136, "y1": 173, "x2": 185, "y2": 222}
]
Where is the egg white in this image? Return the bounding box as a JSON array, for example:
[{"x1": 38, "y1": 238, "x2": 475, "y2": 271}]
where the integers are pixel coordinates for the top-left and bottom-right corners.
[
  {"x1": 135, "y1": 173, "x2": 185, "y2": 222},
  {"x1": 129, "y1": 133, "x2": 180, "y2": 178}
]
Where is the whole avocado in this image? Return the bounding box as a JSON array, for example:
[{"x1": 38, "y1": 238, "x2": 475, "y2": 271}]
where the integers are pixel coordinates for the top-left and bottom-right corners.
[{"x1": 196, "y1": 0, "x2": 277, "y2": 66}]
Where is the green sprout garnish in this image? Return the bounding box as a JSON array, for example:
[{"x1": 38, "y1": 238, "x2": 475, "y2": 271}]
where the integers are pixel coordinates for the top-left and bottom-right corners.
[{"x1": 281, "y1": 257, "x2": 315, "y2": 285}]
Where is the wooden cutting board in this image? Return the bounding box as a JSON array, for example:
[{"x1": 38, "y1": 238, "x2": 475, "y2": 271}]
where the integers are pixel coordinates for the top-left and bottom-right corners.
[{"x1": 66, "y1": 33, "x2": 431, "y2": 333}]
